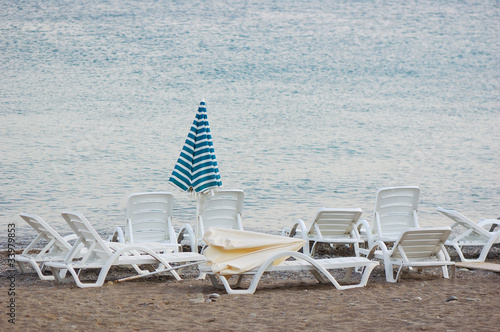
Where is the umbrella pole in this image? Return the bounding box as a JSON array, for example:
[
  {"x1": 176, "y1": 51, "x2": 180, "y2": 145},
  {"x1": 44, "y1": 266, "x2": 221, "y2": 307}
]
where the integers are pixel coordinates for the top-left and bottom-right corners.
[{"x1": 195, "y1": 193, "x2": 201, "y2": 249}]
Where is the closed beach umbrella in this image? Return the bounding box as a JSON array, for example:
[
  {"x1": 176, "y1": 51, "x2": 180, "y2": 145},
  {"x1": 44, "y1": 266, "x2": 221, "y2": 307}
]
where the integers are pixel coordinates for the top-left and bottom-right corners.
[
  {"x1": 203, "y1": 228, "x2": 306, "y2": 275},
  {"x1": 168, "y1": 99, "x2": 222, "y2": 193}
]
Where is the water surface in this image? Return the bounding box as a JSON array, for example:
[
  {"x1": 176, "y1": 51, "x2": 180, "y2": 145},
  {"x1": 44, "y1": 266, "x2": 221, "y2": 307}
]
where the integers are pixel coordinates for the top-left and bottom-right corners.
[{"x1": 1, "y1": 0, "x2": 498, "y2": 243}]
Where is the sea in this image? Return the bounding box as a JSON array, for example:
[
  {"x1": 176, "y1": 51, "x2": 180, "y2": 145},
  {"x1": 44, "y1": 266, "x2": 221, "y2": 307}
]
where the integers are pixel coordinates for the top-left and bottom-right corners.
[{"x1": 1, "y1": 0, "x2": 499, "y2": 245}]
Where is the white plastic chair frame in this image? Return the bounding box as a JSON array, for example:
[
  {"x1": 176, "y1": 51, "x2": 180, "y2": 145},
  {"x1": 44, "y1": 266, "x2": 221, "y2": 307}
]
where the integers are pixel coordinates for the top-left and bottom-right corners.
[
  {"x1": 199, "y1": 251, "x2": 379, "y2": 295},
  {"x1": 282, "y1": 208, "x2": 365, "y2": 257},
  {"x1": 15, "y1": 213, "x2": 80, "y2": 280},
  {"x1": 178, "y1": 189, "x2": 244, "y2": 250},
  {"x1": 366, "y1": 227, "x2": 455, "y2": 283},
  {"x1": 47, "y1": 212, "x2": 204, "y2": 288},
  {"x1": 357, "y1": 186, "x2": 420, "y2": 253},
  {"x1": 437, "y1": 206, "x2": 500, "y2": 262},
  {"x1": 110, "y1": 192, "x2": 196, "y2": 252}
]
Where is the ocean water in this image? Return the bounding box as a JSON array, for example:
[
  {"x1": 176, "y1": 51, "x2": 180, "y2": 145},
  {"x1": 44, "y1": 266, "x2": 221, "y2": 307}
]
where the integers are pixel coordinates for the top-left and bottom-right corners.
[{"x1": 1, "y1": 0, "x2": 499, "y2": 243}]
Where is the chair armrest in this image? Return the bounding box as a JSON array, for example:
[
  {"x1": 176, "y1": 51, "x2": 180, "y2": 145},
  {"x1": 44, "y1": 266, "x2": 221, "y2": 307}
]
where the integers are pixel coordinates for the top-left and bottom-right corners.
[
  {"x1": 281, "y1": 221, "x2": 303, "y2": 238},
  {"x1": 356, "y1": 219, "x2": 374, "y2": 246},
  {"x1": 108, "y1": 227, "x2": 125, "y2": 243},
  {"x1": 296, "y1": 219, "x2": 308, "y2": 240},
  {"x1": 478, "y1": 219, "x2": 500, "y2": 232},
  {"x1": 355, "y1": 219, "x2": 368, "y2": 234},
  {"x1": 62, "y1": 233, "x2": 79, "y2": 244},
  {"x1": 366, "y1": 240, "x2": 390, "y2": 260},
  {"x1": 177, "y1": 223, "x2": 197, "y2": 253}
]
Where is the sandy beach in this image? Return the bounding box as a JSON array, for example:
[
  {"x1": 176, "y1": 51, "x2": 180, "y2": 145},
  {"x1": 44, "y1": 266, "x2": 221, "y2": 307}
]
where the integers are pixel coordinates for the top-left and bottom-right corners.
[{"x1": 2, "y1": 245, "x2": 499, "y2": 331}]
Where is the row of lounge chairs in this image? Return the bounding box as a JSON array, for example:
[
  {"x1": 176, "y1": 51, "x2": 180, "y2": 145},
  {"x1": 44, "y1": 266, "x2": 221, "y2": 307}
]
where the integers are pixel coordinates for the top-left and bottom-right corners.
[
  {"x1": 15, "y1": 211, "x2": 377, "y2": 293},
  {"x1": 283, "y1": 187, "x2": 500, "y2": 264},
  {"x1": 14, "y1": 186, "x2": 500, "y2": 294},
  {"x1": 16, "y1": 212, "x2": 205, "y2": 288}
]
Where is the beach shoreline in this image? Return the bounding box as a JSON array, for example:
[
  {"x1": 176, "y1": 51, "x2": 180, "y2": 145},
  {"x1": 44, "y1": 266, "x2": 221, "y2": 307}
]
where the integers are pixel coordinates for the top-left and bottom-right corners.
[{"x1": 1, "y1": 245, "x2": 499, "y2": 331}]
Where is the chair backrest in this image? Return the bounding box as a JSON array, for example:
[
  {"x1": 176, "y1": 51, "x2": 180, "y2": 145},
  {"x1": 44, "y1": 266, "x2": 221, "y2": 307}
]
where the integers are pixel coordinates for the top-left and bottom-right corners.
[
  {"x1": 392, "y1": 227, "x2": 451, "y2": 260},
  {"x1": 197, "y1": 189, "x2": 244, "y2": 231},
  {"x1": 373, "y1": 186, "x2": 420, "y2": 240},
  {"x1": 308, "y1": 208, "x2": 363, "y2": 239},
  {"x1": 61, "y1": 212, "x2": 113, "y2": 263},
  {"x1": 126, "y1": 192, "x2": 175, "y2": 243},
  {"x1": 436, "y1": 207, "x2": 492, "y2": 240},
  {"x1": 19, "y1": 213, "x2": 72, "y2": 255}
]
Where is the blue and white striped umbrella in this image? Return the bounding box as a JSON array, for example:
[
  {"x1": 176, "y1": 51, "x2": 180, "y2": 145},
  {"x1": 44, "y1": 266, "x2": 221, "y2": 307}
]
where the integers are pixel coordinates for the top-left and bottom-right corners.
[{"x1": 168, "y1": 100, "x2": 222, "y2": 193}]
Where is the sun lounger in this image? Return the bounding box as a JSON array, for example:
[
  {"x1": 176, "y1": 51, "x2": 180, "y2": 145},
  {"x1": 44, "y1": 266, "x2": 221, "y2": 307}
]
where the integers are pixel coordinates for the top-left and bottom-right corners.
[
  {"x1": 357, "y1": 186, "x2": 420, "y2": 255},
  {"x1": 15, "y1": 213, "x2": 83, "y2": 280},
  {"x1": 437, "y1": 206, "x2": 500, "y2": 262},
  {"x1": 110, "y1": 192, "x2": 196, "y2": 252},
  {"x1": 200, "y1": 252, "x2": 379, "y2": 295},
  {"x1": 282, "y1": 208, "x2": 364, "y2": 256},
  {"x1": 45, "y1": 212, "x2": 205, "y2": 288},
  {"x1": 199, "y1": 228, "x2": 378, "y2": 294},
  {"x1": 366, "y1": 227, "x2": 455, "y2": 282},
  {"x1": 177, "y1": 189, "x2": 244, "y2": 250}
]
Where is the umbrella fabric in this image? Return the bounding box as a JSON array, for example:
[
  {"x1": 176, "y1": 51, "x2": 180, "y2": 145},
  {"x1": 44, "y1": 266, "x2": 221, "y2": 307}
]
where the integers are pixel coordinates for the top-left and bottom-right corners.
[
  {"x1": 168, "y1": 100, "x2": 222, "y2": 193},
  {"x1": 203, "y1": 228, "x2": 306, "y2": 275}
]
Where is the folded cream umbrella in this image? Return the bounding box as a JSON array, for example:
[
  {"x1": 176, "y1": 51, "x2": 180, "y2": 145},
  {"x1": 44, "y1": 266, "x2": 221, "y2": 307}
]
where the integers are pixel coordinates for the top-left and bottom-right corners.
[{"x1": 203, "y1": 228, "x2": 306, "y2": 275}]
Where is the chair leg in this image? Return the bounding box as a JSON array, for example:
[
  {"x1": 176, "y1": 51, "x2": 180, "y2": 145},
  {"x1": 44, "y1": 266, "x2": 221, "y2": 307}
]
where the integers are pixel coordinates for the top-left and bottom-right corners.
[
  {"x1": 384, "y1": 262, "x2": 397, "y2": 283},
  {"x1": 441, "y1": 265, "x2": 449, "y2": 279},
  {"x1": 310, "y1": 242, "x2": 317, "y2": 257},
  {"x1": 357, "y1": 262, "x2": 378, "y2": 288},
  {"x1": 453, "y1": 244, "x2": 468, "y2": 262},
  {"x1": 310, "y1": 270, "x2": 328, "y2": 283},
  {"x1": 207, "y1": 274, "x2": 224, "y2": 289},
  {"x1": 341, "y1": 267, "x2": 354, "y2": 283},
  {"x1": 234, "y1": 275, "x2": 246, "y2": 288},
  {"x1": 395, "y1": 265, "x2": 405, "y2": 283},
  {"x1": 50, "y1": 266, "x2": 73, "y2": 283},
  {"x1": 16, "y1": 261, "x2": 29, "y2": 273},
  {"x1": 17, "y1": 259, "x2": 57, "y2": 281},
  {"x1": 217, "y1": 275, "x2": 256, "y2": 295}
]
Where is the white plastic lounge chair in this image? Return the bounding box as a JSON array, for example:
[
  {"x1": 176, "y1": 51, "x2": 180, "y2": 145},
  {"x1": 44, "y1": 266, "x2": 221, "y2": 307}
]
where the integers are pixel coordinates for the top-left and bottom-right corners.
[
  {"x1": 366, "y1": 227, "x2": 454, "y2": 283},
  {"x1": 281, "y1": 208, "x2": 365, "y2": 257},
  {"x1": 110, "y1": 192, "x2": 196, "y2": 252},
  {"x1": 46, "y1": 212, "x2": 205, "y2": 288},
  {"x1": 437, "y1": 207, "x2": 500, "y2": 262},
  {"x1": 199, "y1": 228, "x2": 379, "y2": 294},
  {"x1": 15, "y1": 213, "x2": 81, "y2": 280},
  {"x1": 178, "y1": 189, "x2": 244, "y2": 249},
  {"x1": 357, "y1": 186, "x2": 420, "y2": 254}
]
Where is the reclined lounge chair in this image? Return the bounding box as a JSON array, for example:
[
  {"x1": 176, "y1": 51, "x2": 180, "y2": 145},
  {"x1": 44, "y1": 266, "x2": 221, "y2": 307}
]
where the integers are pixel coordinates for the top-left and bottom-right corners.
[
  {"x1": 46, "y1": 212, "x2": 205, "y2": 288},
  {"x1": 437, "y1": 206, "x2": 500, "y2": 262},
  {"x1": 366, "y1": 227, "x2": 455, "y2": 282},
  {"x1": 15, "y1": 213, "x2": 82, "y2": 280}
]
